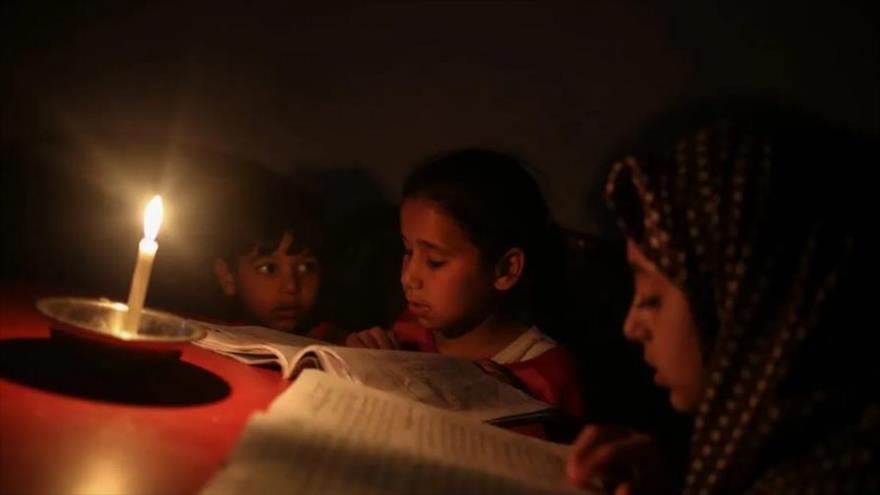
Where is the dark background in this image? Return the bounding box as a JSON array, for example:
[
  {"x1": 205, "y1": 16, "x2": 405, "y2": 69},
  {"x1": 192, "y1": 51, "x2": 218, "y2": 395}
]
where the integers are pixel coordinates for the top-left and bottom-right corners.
[
  {"x1": 4, "y1": 3, "x2": 877, "y2": 221},
  {"x1": 4, "y1": 0, "x2": 877, "y2": 318}
]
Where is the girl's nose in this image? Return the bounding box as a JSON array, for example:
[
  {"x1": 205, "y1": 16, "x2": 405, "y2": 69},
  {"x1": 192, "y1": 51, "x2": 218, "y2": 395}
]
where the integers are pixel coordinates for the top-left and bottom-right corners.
[
  {"x1": 622, "y1": 305, "x2": 645, "y2": 343},
  {"x1": 400, "y1": 260, "x2": 422, "y2": 291}
]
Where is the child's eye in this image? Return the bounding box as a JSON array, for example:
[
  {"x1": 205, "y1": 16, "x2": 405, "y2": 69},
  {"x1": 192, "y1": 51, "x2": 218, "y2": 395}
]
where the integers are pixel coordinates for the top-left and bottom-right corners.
[
  {"x1": 402, "y1": 249, "x2": 413, "y2": 259},
  {"x1": 426, "y1": 258, "x2": 446, "y2": 269},
  {"x1": 636, "y1": 295, "x2": 661, "y2": 309},
  {"x1": 296, "y1": 259, "x2": 319, "y2": 275},
  {"x1": 256, "y1": 262, "x2": 276, "y2": 275}
]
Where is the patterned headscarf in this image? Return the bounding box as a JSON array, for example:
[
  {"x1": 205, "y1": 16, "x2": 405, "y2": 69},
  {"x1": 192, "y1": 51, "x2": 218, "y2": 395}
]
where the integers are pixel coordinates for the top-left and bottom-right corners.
[{"x1": 605, "y1": 104, "x2": 878, "y2": 494}]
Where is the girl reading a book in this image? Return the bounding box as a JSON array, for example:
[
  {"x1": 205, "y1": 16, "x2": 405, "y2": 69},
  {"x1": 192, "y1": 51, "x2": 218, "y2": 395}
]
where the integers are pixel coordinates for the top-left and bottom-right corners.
[
  {"x1": 346, "y1": 149, "x2": 584, "y2": 418},
  {"x1": 565, "y1": 101, "x2": 877, "y2": 494},
  {"x1": 211, "y1": 172, "x2": 340, "y2": 342}
]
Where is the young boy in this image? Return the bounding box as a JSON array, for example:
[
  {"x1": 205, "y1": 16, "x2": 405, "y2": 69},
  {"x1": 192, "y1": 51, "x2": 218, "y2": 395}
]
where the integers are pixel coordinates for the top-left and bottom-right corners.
[{"x1": 209, "y1": 172, "x2": 337, "y2": 341}]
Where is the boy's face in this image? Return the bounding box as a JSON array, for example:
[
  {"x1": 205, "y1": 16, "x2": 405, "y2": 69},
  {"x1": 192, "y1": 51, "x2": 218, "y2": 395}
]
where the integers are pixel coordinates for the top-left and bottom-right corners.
[
  {"x1": 400, "y1": 198, "x2": 497, "y2": 335},
  {"x1": 214, "y1": 231, "x2": 320, "y2": 333}
]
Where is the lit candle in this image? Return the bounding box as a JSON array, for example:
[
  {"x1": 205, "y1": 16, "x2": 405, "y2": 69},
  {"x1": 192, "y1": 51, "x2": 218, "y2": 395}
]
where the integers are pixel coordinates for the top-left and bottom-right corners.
[{"x1": 124, "y1": 195, "x2": 163, "y2": 333}]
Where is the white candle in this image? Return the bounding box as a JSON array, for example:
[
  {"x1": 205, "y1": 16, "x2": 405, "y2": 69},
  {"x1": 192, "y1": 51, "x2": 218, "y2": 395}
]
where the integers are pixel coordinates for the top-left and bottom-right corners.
[{"x1": 124, "y1": 195, "x2": 163, "y2": 333}]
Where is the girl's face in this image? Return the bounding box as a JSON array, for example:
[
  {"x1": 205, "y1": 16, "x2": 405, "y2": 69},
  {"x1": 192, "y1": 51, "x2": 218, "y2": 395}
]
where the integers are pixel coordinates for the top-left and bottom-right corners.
[
  {"x1": 400, "y1": 198, "x2": 497, "y2": 335},
  {"x1": 623, "y1": 239, "x2": 705, "y2": 412}
]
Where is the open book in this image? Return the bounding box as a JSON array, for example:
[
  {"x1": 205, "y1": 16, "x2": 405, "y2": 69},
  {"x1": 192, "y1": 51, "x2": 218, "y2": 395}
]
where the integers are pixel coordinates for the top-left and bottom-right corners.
[
  {"x1": 193, "y1": 323, "x2": 555, "y2": 423},
  {"x1": 201, "y1": 370, "x2": 597, "y2": 495}
]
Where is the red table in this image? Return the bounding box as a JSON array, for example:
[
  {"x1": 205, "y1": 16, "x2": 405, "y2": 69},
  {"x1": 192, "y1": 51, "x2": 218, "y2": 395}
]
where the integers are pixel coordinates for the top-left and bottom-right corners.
[{"x1": 0, "y1": 283, "x2": 289, "y2": 494}]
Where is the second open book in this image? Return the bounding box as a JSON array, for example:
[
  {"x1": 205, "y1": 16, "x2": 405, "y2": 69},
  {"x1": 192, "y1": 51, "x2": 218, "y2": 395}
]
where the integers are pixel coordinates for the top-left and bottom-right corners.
[
  {"x1": 193, "y1": 322, "x2": 555, "y2": 423},
  {"x1": 202, "y1": 370, "x2": 595, "y2": 495}
]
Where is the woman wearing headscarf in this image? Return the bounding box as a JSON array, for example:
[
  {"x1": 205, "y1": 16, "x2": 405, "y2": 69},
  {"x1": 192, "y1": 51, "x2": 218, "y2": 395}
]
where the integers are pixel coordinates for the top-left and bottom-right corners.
[{"x1": 566, "y1": 100, "x2": 878, "y2": 494}]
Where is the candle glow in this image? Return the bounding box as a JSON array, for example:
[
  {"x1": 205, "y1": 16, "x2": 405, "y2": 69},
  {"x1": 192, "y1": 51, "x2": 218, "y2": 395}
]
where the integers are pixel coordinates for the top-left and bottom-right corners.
[
  {"x1": 144, "y1": 196, "x2": 163, "y2": 240},
  {"x1": 123, "y1": 195, "x2": 163, "y2": 334}
]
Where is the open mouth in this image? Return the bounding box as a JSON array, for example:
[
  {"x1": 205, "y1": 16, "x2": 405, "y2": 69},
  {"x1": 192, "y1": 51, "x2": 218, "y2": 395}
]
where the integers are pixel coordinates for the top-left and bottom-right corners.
[{"x1": 407, "y1": 301, "x2": 429, "y2": 315}]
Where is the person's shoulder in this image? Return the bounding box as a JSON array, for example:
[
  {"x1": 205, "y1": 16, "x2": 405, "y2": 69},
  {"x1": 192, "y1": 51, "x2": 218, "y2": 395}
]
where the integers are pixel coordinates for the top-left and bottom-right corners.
[
  {"x1": 503, "y1": 339, "x2": 585, "y2": 418},
  {"x1": 511, "y1": 344, "x2": 578, "y2": 372},
  {"x1": 503, "y1": 326, "x2": 577, "y2": 374},
  {"x1": 509, "y1": 326, "x2": 560, "y2": 362}
]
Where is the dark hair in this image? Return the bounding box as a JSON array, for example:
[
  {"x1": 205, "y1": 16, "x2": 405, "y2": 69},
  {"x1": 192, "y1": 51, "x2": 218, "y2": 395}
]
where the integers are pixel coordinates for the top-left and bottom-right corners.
[
  {"x1": 402, "y1": 148, "x2": 559, "y2": 321},
  {"x1": 214, "y1": 172, "x2": 324, "y2": 262}
]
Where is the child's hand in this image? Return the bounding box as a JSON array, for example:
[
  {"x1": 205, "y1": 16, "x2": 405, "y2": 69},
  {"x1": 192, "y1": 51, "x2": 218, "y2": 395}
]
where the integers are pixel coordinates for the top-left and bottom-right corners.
[
  {"x1": 345, "y1": 326, "x2": 400, "y2": 350},
  {"x1": 474, "y1": 359, "x2": 529, "y2": 393},
  {"x1": 565, "y1": 425, "x2": 661, "y2": 495}
]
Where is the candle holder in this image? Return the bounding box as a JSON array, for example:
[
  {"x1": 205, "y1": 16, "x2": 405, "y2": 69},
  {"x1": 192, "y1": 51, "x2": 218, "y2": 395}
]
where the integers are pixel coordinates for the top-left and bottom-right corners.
[{"x1": 35, "y1": 297, "x2": 206, "y2": 355}]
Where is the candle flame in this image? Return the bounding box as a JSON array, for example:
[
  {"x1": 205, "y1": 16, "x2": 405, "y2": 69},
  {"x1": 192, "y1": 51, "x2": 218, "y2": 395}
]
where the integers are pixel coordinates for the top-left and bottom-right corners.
[{"x1": 143, "y1": 195, "x2": 163, "y2": 240}]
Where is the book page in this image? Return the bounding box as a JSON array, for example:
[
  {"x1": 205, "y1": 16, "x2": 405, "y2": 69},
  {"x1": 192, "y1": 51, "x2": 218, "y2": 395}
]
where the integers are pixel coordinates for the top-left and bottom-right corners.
[
  {"x1": 193, "y1": 322, "x2": 325, "y2": 349},
  {"x1": 201, "y1": 371, "x2": 592, "y2": 495},
  {"x1": 192, "y1": 322, "x2": 324, "y2": 370},
  {"x1": 192, "y1": 324, "x2": 553, "y2": 422},
  {"x1": 309, "y1": 346, "x2": 553, "y2": 422}
]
